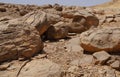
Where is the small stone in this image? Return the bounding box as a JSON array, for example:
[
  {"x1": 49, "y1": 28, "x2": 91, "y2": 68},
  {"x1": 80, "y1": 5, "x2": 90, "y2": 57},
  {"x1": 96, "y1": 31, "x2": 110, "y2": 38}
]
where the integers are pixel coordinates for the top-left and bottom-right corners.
[
  {"x1": 79, "y1": 55, "x2": 95, "y2": 66},
  {"x1": 93, "y1": 51, "x2": 111, "y2": 64},
  {"x1": 110, "y1": 60, "x2": 120, "y2": 69},
  {"x1": 0, "y1": 63, "x2": 11, "y2": 70}
]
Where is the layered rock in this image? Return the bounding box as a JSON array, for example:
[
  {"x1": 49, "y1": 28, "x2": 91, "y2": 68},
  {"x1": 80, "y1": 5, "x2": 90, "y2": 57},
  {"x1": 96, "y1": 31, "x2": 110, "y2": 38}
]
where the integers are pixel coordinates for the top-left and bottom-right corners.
[{"x1": 0, "y1": 11, "x2": 43, "y2": 62}]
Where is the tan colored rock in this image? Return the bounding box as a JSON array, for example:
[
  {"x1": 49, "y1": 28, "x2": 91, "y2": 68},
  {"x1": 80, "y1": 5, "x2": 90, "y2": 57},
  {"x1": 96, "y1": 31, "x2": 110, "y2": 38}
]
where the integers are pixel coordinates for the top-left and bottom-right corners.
[
  {"x1": 0, "y1": 7, "x2": 6, "y2": 12},
  {"x1": 80, "y1": 27, "x2": 120, "y2": 52},
  {"x1": 65, "y1": 37, "x2": 84, "y2": 53},
  {"x1": 53, "y1": 4, "x2": 63, "y2": 11},
  {"x1": 70, "y1": 55, "x2": 95, "y2": 66},
  {"x1": 18, "y1": 59, "x2": 61, "y2": 77},
  {"x1": 62, "y1": 10, "x2": 99, "y2": 33},
  {"x1": 110, "y1": 60, "x2": 120, "y2": 69},
  {"x1": 67, "y1": 16, "x2": 87, "y2": 33},
  {"x1": 93, "y1": 51, "x2": 111, "y2": 64}
]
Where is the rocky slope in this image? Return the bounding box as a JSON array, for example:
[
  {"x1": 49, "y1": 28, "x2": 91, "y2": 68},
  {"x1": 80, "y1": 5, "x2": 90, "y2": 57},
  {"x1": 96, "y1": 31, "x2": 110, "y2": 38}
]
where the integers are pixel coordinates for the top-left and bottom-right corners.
[{"x1": 0, "y1": 1, "x2": 120, "y2": 77}]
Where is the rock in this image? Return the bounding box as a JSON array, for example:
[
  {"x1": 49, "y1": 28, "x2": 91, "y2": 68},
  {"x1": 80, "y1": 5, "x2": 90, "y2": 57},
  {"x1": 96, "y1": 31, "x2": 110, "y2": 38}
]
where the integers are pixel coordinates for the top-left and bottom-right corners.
[
  {"x1": 106, "y1": 56, "x2": 116, "y2": 65},
  {"x1": 0, "y1": 10, "x2": 64, "y2": 62},
  {"x1": 0, "y1": 22, "x2": 43, "y2": 62},
  {"x1": 0, "y1": 62, "x2": 11, "y2": 70},
  {"x1": 106, "y1": 18, "x2": 114, "y2": 22},
  {"x1": 53, "y1": 4, "x2": 63, "y2": 11},
  {"x1": 70, "y1": 55, "x2": 95, "y2": 66},
  {"x1": 0, "y1": 7, "x2": 6, "y2": 12},
  {"x1": 93, "y1": 51, "x2": 111, "y2": 64},
  {"x1": 18, "y1": 59, "x2": 61, "y2": 77},
  {"x1": 114, "y1": 16, "x2": 120, "y2": 22},
  {"x1": 65, "y1": 37, "x2": 83, "y2": 53},
  {"x1": 45, "y1": 22, "x2": 68, "y2": 40},
  {"x1": 74, "y1": 10, "x2": 99, "y2": 28},
  {"x1": 80, "y1": 27, "x2": 120, "y2": 52},
  {"x1": 62, "y1": 10, "x2": 99, "y2": 33},
  {"x1": 19, "y1": 10, "x2": 28, "y2": 16},
  {"x1": 110, "y1": 60, "x2": 120, "y2": 69},
  {"x1": 79, "y1": 55, "x2": 95, "y2": 66},
  {"x1": 68, "y1": 16, "x2": 87, "y2": 33}
]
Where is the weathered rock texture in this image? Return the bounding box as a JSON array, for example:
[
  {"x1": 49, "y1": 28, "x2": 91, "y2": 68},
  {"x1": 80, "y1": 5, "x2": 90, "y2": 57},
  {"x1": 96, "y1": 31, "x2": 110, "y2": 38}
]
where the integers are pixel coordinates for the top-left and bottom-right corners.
[
  {"x1": 80, "y1": 27, "x2": 120, "y2": 52},
  {"x1": 0, "y1": 11, "x2": 45, "y2": 62}
]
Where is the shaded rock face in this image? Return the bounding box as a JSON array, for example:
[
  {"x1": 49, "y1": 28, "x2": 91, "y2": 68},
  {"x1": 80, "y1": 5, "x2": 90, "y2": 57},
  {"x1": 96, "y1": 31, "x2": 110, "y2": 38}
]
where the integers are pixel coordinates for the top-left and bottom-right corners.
[{"x1": 80, "y1": 27, "x2": 120, "y2": 52}]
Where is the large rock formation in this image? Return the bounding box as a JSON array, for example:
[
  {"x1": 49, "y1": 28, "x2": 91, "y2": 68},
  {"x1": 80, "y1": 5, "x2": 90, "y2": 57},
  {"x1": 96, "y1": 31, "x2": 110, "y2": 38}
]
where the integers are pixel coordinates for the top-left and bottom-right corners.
[{"x1": 80, "y1": 27, "x2": 120, "y2": 52}]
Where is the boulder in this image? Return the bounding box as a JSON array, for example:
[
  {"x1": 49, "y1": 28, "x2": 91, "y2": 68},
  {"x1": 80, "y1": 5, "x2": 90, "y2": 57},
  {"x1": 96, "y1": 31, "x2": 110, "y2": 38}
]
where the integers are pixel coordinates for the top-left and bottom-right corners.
[
  {"x1": 0, "y1": 10, "x2": 61, "y2": 62},
  {"x1": 0, "y1": 11, "x2": 45, "y2": 62},
  {"x1": 80, "y1": 27, "x2": 120, "y2": 52},
  {"x1": 68, "y1": 16, "x2": 87, "y2": 33},
  {"x1": 62, "y1": 10, "x2": 99, "y2": 33},
  {"x1": 45, "y1": 22, "x2": 68, "y2": 40}
]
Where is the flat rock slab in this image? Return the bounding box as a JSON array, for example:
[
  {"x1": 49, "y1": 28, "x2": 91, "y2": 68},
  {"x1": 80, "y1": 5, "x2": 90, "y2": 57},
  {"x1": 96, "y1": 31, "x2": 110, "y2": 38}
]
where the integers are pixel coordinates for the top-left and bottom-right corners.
[
  {"x1": 80, "y1": 27, "x2": 120, "y2": 52},
  {"x1": 93, "y1": 51, "x2": 111, "y2": 64},
  {"x1": 65, "y1": 37, "x2": 83, "y2": 53}
]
